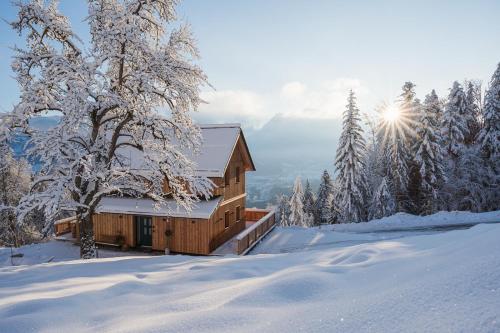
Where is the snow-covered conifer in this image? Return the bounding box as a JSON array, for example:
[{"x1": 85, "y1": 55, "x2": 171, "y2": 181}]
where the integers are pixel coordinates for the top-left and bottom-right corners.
[
  {"x1": 476, "y1": 64, "x2": 500, "y2": 211},
  {"x1": 315, "y1": 170, "x2": 334, "y2": 224},
  {"x1": 464, "y1": 80, "x2": 482, "y2": 145},
  {"x1": 441, "y1": 78, "x2": 496, "y2": 213},
  {"x1": 399, "y1": 82, "x2": 420, "y2": 140},
  {"x1": 478, "y1": 63, "x2": 500, "y2": 159},
  {"x1": 289, "y1": 176, "x2": 305, "y2": 226},
  {"x1": 442, "y1": 81, "x2": 468, "y2": 157},
  {"x1": 377, "y1": 85, "x2": 414, "y2": 212},
  {"x1": 303, "y1": 179, "x2": 315, "y2": 225},
  {"x1": 335, "y1": 90, "x2": 368, "y2": 223},
  {"x1": 414, "y1": 90, "x2": 447, "y2": 214},
  {"x1": 392, "y1": 82, "x2": 422, "y2": 213},
  {"x1": 362, "y1": 113, "x2": 381, "y2": 196},
  {"x1": 407, "y1": 96, "x2": 424, "y2": 213},
  {"x1": 276, "y1": 194, "x2": 291, "y2": 227},
  {"x1": 3, "y1": 0, "x2": 212, "y2": 258},
  {"x1": 369, "y1": 177, "x2": 395, "y2": 220}
]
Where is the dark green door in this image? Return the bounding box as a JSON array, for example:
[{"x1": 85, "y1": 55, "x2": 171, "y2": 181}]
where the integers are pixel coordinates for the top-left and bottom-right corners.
[{"x1": 136, "y1": 216, "x2": 152, "y2": 247}]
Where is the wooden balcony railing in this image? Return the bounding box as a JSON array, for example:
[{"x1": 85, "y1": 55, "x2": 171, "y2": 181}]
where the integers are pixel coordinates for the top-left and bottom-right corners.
[
  {"x1": 236, "y1": 208, "x2": 276, "y2": 255},
  {"x1": 245, "y1": 208, "x2": 271, "y2": 222},
  {"x1": 54, "y1": 216, "x2": 77, "y2": 236}
]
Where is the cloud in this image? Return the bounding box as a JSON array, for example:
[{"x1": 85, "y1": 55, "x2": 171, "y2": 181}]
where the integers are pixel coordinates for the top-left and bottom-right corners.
[
  {"x1": 280, "y1": 81, "x2": 307, "y2": 99},
  {"x1": 196, "y1": 78, "x2": 373, "y2": 129},
  {"x1": 197, "y1": 90, "x2": 268, "y2": 127}
]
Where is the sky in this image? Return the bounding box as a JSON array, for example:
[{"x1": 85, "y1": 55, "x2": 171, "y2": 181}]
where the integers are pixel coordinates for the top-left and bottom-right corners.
[{"x1": 1, "y1": 0, "x2": 499, "y2": 129}]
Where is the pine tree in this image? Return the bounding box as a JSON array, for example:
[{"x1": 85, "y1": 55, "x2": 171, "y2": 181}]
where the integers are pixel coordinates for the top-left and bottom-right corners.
[
  {"x1": 335, "y1": 90, "x2": 368, "y2": 223},
  {"x1": 363, "y1": 113, "x2": 380, "y2": 198},
  {"x1": 407, "y1": 97, "x2": 424, "y2": 213},
  {"x1": 441, "y1": 80, "x2": 492, "y2": 213},
  {"x1": 329, "y1": 179, "x2": 341, "y2": 223},
  {"x1": 377, "y1": 84, "x2": 414, "y2": 213},
  {"x1": 384, "y1": 129, "x2": 410, "y2": 213},
  {"x1": 477, "y1": 63, "x2": 500, "y2": 211},
  {"x1": 399, "y1": 82, "x2": 420, "y2": 142},
  {"x1": 464, "y1": 80, "x2": 482, "y2": 145},
  {"x1": 276, "y1": 194, "x2": 291, "y2": 227},
  {"x1": 289, "y1": 176, "x2": 305, "y2": 226},
  {"x1": 414, "y1": 90, "x2": 447, "y2": 214},
  {"x1": 3, "y1": 0, "x2": 213, "y2": 258},
  {"x1": 394, "y1": 82, "x2": 422, "y2": 214},
  {"x1": 442, "y1": 81, "x2": 468, "y2": 157},
  {"x1": 302, "y1": 179, "x2": 316, "y2": 226},
  {"x1": 315, "y1": 170, "x2": 334, "y2": 225},
  {"x1": 452, "y1": 147, "x2": 492, "y2": 212},
  {"x1": 369, "y1": 177, "x2": 395, "y2": 220},
  {"x1": 479, "y1": 63, "x2": 500, "y2": 159}
]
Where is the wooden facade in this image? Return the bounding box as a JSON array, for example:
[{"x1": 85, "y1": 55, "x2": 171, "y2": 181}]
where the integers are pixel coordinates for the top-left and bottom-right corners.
[
  {"x1": 93, "y1": 213, "x2": 136, "y2": 247},
  {"x1": 151, "y1": 216, "x2": 210, "y2": 254},
  {"x1": 90, "y1": 130, "x2": 257, "y2": 255}
]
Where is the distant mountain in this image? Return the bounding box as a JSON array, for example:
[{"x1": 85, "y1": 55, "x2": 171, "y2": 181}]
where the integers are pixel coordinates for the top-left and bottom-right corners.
[
  {"x1": 29, "y1": 115, "x2": 60, "y2": 131},
  {"x1": 242, "y1": 115, "x2": 342, "y2": 207},
  {"x1": 10, "y1": 116, "x2": 60, "y2": 169},
  {"x1": 14, "y1": 114, "x2": 339, "y2": 179},
  {"x1": 245, "y1": 115, "x2": 341, "y2": 180}
]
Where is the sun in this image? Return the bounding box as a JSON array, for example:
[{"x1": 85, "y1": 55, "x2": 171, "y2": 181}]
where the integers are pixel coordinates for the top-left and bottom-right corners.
[
  {"x1": 377, "y1": 101, "x2": 417, "y2": 146},
  {"x1": 382, "y1": 104, "x2": 401, "y2": 123}
]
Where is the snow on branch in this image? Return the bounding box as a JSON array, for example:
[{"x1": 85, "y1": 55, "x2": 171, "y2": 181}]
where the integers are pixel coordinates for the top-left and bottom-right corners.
[{"x1": 3, "y1": 0, "x2": 213, "y2": 237}]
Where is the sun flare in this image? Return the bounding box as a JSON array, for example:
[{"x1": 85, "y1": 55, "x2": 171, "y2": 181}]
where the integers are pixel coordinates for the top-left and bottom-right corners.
[
  {"x1": 378, "y1": 101, "x2": 418, "y2": 146},
  {"x1": 382, "y1": 105, "x2": 401, "y2": 123}
]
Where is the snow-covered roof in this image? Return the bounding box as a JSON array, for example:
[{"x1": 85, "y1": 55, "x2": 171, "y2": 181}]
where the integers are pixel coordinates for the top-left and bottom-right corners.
[
  {"x1": 122, "y1": 123, "x2": 255, "y2": 178},
  {"x1": 96, "y1": 197, "x2": 222, "y2": 219},
  {"x1": 194, "y1": 124, "x2": 242, "y2": 177}
]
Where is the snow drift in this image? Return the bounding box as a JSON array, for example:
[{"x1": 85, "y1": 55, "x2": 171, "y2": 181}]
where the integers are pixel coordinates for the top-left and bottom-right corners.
[{"x1": 1, "y1": 215, "x2": 500, "y2": 332}]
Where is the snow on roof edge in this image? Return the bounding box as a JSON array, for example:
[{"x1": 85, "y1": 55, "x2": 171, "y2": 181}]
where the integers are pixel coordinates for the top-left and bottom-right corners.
[
  {"x1": 199, "y1": 123, "x2": 241, "y2": 129},
  {"x1": 96, "y1": 197, "x2": 222, "y2": 219}
]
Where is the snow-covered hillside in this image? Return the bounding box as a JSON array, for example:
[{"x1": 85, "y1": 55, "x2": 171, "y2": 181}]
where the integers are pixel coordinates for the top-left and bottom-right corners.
[
  {"x1": 255, "y1": 210, "x2": 500, "y2": 254},
  {"x1": 1, "y1": 213, "x2": 500, "y2": 332},
  {"x1": 332, "y1": 210, "x2": 500, "y2": 233}
]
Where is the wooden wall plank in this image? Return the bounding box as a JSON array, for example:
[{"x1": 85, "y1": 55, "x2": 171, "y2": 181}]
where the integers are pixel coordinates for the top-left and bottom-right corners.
[{"x1": 92, "y1": 213, "x2": 135, "y2": 247}]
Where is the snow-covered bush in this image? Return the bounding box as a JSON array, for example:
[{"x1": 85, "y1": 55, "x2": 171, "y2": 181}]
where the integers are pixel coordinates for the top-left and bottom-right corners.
[{"x1": 0, "y1": 149, "x2": 44, "y2": 247}]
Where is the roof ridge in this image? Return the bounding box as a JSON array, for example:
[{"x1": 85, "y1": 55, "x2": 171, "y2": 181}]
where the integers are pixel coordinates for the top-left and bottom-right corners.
[{"x1": 199, "y1": 123, "x2": 241, "y2": 129}]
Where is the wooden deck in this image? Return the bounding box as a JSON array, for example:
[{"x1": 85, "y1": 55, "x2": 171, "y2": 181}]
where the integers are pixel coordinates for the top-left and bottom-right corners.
[
  {"x1": 212, "y1": 208, "x2": 276, "y2": 255},
  {"x1": 54, "y1": 216, "x2": 77, "y2": 236},
  {"x1": 236, "y1": 208, "x2": 275, "y2": 255}
]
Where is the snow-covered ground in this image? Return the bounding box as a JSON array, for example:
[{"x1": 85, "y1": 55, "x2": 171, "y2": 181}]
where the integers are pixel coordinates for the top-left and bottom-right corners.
[
  {"x1": 1, "y1": 211, "x2": 500, "y2": 332},
  {"x1": 254, "y1": 210, "x2": 500, "y2": 254},
  {"x1": 332, "y1": 210, "x2": 500, "y2": 233},
  {"x1": 0, "y1": 241, "x2": 151, "y2": 267}
]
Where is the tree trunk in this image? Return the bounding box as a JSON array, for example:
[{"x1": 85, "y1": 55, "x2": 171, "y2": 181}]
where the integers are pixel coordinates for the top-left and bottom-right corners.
[{"x1": 79, "y1": 213, "x2": 97, "y2": 259}]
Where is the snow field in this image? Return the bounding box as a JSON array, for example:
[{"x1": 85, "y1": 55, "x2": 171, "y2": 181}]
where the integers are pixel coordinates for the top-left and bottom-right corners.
[{"x1": 1, "y1": 219, "x2": 500, "y2": 332}]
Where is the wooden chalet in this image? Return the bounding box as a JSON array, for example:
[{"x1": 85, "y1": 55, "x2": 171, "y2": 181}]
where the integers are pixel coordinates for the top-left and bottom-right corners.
[{"x1": 55, "y1": 124, "x2": 276, "y2": 255}]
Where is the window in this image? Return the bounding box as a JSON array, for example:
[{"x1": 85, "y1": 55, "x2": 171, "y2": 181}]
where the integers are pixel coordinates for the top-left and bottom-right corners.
[
  {"x1": 236, "y1": 206, "x2": 241, "y2": 222},
  {"x1": 224, "y1": 211, "x2": 230, "y2": 229},
  {"x1": 235, "y1": 166, "x2": 240, "y2": 183},
  {"x1": 225, "y1": 170, "x2": 230, "y2": 186}
]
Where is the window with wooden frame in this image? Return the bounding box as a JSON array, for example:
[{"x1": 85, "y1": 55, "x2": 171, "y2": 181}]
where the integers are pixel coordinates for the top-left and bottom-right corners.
[
  {"x1": 224, "y1": 211, "x2": 230, "y2": 229},
  {"x1": 235, "y1": 166, "x2": 240, "y2": 183},
  {"x1": 225, "y1": 169, "x2": 230, "y2": 186},
  {"x1": 236, "y1": 206, "x2": 241, "y2": 222}
]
